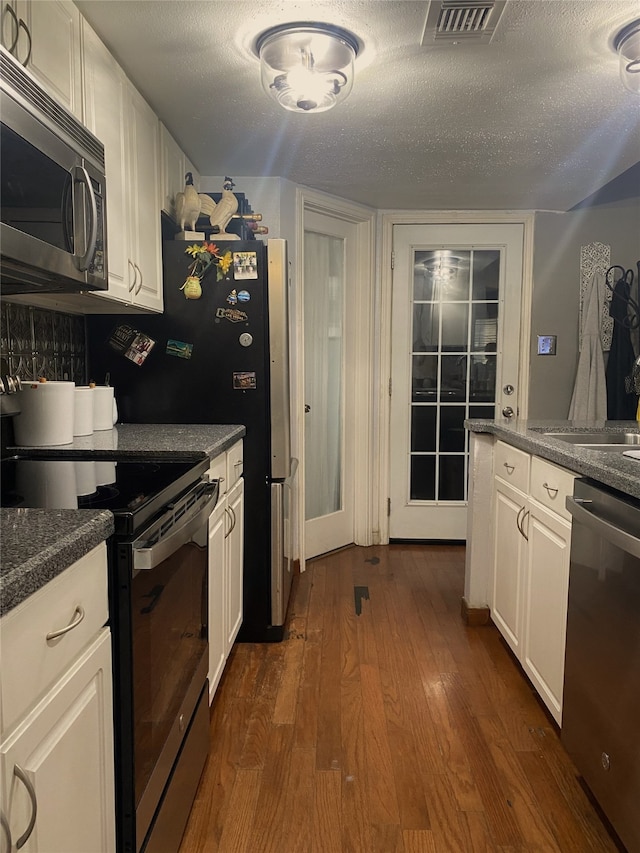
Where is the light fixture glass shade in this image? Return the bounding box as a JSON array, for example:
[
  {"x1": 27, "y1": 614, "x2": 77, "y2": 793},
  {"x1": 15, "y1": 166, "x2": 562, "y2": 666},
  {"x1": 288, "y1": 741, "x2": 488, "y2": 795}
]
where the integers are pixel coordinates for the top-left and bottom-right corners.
[
  {"x1": 256, "y1": 23, "x2": 359, "y2": 113},
  {"x1": 614, "y1": 19, "x2": 640, "y2": 95}
]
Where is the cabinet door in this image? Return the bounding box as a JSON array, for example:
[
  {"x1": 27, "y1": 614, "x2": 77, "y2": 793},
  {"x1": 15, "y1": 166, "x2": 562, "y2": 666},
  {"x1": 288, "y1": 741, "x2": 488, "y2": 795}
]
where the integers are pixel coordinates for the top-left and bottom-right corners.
[
  {"x1": 492, "y1": 477, "x2": 527, "y2": 656},
  {"x1": 14, "y1": 0, "x2": 82, "y2": 117},
  {"x1": 522, "y1": 501, "x2": 571, "y2": 725},
  {"x1": 159, "y1": 123, "x2": 186, "y2": 220},
  {"x1": 208, "y1": 499, "x2": 227, "y2": 703},
  {"x1": 126, "y1": 84, "x2": 162, "y2": 312},
  {"x1": 226, "y1": 477, "x2": 244, "y2": 651},
  {"x1": 81, "y1": 20, "x2": 131, "y2": 304},
  {"x1": 0, "y1": 629, "x2": 115, "y2": 853}
]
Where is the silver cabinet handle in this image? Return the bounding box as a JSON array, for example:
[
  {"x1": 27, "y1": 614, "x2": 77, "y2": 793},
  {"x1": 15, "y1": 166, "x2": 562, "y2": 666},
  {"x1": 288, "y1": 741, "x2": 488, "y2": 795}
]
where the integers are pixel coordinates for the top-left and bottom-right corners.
[
  {"x1": 502, "y1": 406, "x2": 514, "y2": 419},
  {"x1": 128, "y1": 259, "x2": 137, "y2": 292},
  {"x1": 134, "y1": 262, "x2": 143, "y2": 295},
  {"x1": 46, "y1": 605, "x2": 85, "y2": 641},
  {"x1": 543, "y1": 482, "x2": 559, "y2": 497},
  {"x1": 233, "y1": 459, "x2": 242, "y2": 470},
  {"x1": 3, "y1": 3, "x2": 19, "y2": 53},
  {"x1": 224, "y1": 505, "x2": 235, "y2": 539},
  {"x1": 16, "y1": 17, "x2": 31, "y2": 66},
  {"x1": 515, "y1": 506, "x2": 529, "y2": 541},
  {"x1": 1, "y1": 811, "x2": 11, "y2": 852},
  {"x1": 13, "y1": 765, "x2": 37, "y2": 849},
  {"x1": 503, "y1": 462, "x2": 515, "y2": 474}
]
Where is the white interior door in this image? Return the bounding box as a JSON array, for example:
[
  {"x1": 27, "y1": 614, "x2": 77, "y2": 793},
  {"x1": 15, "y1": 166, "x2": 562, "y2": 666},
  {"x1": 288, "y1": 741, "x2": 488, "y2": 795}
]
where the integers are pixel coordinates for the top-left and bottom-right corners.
[
  {"x1": 389, "y1": 223, "x2": 524, "y2": 540},
  {"x1": 303, "y1": 211, "x2": 356, "y2": 559}
]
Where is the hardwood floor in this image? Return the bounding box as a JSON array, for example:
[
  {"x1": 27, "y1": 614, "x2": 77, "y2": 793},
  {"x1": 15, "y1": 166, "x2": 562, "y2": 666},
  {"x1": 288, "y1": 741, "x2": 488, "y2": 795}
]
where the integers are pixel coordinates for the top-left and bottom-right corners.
[{"x1": 179, "y1": 544, "x2": 622, "y2": 853}]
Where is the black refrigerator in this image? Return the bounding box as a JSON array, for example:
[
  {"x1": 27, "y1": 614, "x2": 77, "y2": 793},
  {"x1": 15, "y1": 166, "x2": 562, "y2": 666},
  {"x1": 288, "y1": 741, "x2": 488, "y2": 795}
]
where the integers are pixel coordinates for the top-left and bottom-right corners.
[{"x1": 88, "y1": 238, "x2": 295, "y2": 642}]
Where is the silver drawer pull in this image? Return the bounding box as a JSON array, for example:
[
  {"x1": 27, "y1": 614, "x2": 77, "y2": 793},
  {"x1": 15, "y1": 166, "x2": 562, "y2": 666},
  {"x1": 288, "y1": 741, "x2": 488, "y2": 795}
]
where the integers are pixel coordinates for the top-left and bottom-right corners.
[
  {"x1": 13, "y1": 765, "x2": 37, "y2": 849},
  {"x1": 543, "y1": 482, "x2": 559, "y2": 497},
  {"x1": 46, "y1": 605, "x2": 85, "y2": 641},
  {"x1": 503, "y1": 462, "x2": 515, "y2": 474}
]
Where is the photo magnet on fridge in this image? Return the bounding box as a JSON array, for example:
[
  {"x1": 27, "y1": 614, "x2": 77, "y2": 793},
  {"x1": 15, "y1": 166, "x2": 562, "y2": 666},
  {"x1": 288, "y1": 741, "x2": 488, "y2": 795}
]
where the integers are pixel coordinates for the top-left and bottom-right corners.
[
  {"x1": 166, "y1": 339, "x2": 194, "y2": 359},
  {"x1": 233, "y1": 371, "x2": 257, "y2": 390},
  {"x1": 107, "y1": 324, "x2": 156, "y2": 367},
  {"x1": 233, "y1": 251, "x2": 258, "y2": 280}
]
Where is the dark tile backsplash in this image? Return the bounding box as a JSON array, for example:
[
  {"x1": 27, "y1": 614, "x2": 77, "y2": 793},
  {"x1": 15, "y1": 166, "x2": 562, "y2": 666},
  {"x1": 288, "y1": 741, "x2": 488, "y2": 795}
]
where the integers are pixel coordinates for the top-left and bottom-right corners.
[{"x1": 0, "y1": 302, "x2": 87, "y2": 383}]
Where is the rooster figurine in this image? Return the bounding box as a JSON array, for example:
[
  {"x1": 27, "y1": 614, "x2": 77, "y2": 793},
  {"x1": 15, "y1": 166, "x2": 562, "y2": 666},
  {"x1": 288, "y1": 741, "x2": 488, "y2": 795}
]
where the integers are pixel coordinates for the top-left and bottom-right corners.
[
  {"x1": 175, "y1": 172, "x2": 202, "y2": 233},
  {"x1": 198, "y1": 177, "x2": 239, "y2": 240}
]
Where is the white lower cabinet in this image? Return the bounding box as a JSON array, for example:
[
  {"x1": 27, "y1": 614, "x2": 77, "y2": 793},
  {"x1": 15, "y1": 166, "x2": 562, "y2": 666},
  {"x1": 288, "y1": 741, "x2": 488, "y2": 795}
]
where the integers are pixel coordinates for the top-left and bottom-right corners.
[
  {"x1": 0, "y1": 629, "x2": 115, "y2": 853},
  {"x1": 0, "y1": 543, "x2": 115, "y2": 852},
  {"x1": 491, "y1": 441, "x2": 575, "y2": 725},
  {"x1": 522, "y1": 500, "x2": 571, "y2": 722},
  {"x1": 207, "y1": 441, "x2": 244, "y2": 703}
]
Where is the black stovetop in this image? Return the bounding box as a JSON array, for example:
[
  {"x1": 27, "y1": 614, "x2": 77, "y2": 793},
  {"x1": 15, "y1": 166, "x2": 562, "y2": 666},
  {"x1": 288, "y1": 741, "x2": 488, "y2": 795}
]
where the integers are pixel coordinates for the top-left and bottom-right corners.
[{"x1": 1, "y1": 453, "x2": 210, "y2": 536}]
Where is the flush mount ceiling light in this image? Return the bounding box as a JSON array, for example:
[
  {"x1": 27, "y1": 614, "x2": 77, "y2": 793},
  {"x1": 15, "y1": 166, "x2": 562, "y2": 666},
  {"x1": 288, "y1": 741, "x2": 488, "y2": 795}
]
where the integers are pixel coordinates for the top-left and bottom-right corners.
[
  {"x1": 613, "y1": 19, "x2": 640, "y2": 95},
  {"x1": 255, "y1": 22, "x2": 360, "y2": 113}
]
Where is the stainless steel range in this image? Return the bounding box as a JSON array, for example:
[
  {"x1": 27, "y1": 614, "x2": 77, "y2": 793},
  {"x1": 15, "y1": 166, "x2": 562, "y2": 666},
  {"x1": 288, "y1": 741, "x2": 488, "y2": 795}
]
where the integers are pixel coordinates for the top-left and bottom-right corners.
[{"x1": 1, "y1": 452, "x2": 218, "y2": 853}]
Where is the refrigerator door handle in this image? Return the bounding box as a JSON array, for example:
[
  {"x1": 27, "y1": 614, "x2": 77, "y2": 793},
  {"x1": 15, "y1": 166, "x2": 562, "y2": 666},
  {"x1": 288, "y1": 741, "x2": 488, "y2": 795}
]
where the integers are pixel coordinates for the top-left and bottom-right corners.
[{"x1": 267, "y1": 239, "x2": 292, "y2": 480}]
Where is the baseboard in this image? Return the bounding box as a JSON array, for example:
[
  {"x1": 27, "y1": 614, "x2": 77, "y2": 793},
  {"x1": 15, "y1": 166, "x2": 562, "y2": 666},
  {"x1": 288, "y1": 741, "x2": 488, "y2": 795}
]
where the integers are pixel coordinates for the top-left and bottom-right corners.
[{"x1": 461, "y1": 597, "x2": 491, "y2": 626}]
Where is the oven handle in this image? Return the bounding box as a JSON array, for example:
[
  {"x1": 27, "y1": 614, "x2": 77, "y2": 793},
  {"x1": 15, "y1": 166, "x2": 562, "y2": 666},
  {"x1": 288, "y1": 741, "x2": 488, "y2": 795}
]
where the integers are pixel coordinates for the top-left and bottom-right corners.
[
  {"x1": 133, "y1": 485, "x2": 218, "y2": 571},
  {"x1": 566, "y1": 496, "x2": 640, "y2": 558}
]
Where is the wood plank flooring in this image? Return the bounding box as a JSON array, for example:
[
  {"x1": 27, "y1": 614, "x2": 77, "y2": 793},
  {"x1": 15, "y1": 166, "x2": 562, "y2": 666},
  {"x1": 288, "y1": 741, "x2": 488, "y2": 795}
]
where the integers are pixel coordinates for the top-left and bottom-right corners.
[{"x1": 179, "y1": 544, "x2": 623, "y2": 853}]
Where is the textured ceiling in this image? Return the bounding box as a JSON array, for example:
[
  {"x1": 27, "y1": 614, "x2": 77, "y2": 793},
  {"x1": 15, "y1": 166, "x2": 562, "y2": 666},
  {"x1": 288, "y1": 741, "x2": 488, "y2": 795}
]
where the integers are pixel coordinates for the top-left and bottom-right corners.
[{"x1": 76, "y1": 0, "x2": 640, "y2": 211}]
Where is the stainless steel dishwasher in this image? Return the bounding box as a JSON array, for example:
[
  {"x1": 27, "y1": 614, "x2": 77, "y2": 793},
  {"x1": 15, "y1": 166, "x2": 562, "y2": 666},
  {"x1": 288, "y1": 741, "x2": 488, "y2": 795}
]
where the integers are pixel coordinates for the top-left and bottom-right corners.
[{"x1": 563, "y1": 478, "x2": 640, "y2": 853}]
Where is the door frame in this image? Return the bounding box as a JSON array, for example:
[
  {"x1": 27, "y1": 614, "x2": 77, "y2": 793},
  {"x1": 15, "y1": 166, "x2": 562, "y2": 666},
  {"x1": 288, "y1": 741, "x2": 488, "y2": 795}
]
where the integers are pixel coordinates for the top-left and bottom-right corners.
[
  {"x1": 376, "y1": 210, "x2": 535, "y2": 544},
  {"x1": 295, "y1": 187, "x2": 376, "y2": 568}
]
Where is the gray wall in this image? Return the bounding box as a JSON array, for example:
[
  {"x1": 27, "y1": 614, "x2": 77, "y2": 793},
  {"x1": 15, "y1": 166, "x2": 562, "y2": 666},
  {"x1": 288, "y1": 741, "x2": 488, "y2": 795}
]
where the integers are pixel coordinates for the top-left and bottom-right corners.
[{"x1": 528, "y1": 197, "x2": 640, "y2": 419}]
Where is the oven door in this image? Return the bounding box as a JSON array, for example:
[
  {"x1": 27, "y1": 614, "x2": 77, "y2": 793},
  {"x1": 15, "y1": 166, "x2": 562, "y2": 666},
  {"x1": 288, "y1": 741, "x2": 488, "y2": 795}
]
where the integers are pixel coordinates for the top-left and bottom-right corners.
[{"x1": 113, "y1": 478, "x2": 218, "y2": 852}]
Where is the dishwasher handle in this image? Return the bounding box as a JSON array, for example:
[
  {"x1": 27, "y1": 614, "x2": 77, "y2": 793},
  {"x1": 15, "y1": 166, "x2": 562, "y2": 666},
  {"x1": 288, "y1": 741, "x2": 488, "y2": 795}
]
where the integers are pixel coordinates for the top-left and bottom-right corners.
[{"x1": 566, "y1": 496, "x2": 640, "y2": 558}]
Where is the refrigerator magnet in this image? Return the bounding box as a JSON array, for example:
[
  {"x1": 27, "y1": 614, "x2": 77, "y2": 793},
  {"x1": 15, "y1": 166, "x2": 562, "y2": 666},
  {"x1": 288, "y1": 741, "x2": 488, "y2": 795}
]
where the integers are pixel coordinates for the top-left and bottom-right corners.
[
  {"x1": 107, "y1": 324, "x2": 156, "y2": 366},
  {"x1": 226, "y1": 289, "x2": 238, "y2": 305},
  {"x1": 233, "y1": 371, "x2": 257, "y2": 390},
  {"x1": 233, "y1": 251, "x2": 258, "y2": 280},
  {"x1": 237, "y1": 290, "x2": 250, "y2": 303},
  {"x1": 215, "y1": 307, "x2": 248, "y2": 323},
  {"x1": 166, "y1": 339, "x2": 193, "y2": 360}
]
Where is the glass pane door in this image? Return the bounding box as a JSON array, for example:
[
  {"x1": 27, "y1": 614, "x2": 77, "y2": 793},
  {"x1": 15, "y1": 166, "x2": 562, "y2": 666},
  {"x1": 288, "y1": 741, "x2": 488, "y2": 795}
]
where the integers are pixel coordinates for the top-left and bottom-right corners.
[{"x1": 410, "y1": 248, "x2": 498, "y2": 503}]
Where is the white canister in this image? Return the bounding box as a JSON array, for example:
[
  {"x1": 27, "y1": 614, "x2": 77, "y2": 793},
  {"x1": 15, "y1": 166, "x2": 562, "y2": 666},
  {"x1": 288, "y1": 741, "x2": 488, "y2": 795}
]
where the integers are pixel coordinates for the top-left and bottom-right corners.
[
  {"x1": 73, "y1": 386, "x2": 94, "y2": 436},
  {"x1": 92, "y1": 385, "x2": 115, "y2": 431},
  {"x1": 12, "y1": 380, "x2": 75, "y2": 447},
  {"x1": 95, "y1": 461, "x2": 117, "y2": 485}
]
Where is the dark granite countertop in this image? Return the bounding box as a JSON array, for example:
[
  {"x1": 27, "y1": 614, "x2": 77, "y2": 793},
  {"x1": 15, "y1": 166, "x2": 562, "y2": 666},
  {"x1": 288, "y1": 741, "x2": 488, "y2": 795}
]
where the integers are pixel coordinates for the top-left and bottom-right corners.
[
  {"x1": 10, "y1": 422, "x2": 246, "y2": 461},
  {"x1": 0, "y1": 508, "x2": 114, "y2": 616},
  {"x1": 2, "y1": 424, "x2": 246, "y2": 616},
  {"x1": 465, "y1": 419, "x2": 640, "y2": 500}
]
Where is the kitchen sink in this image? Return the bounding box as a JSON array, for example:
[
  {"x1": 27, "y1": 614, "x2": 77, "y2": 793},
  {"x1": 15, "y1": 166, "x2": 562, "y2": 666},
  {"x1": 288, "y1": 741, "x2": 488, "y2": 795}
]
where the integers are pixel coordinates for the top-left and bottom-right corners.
[{"x1": 543, "y1": 431, "x2": 640, "y2": 448}]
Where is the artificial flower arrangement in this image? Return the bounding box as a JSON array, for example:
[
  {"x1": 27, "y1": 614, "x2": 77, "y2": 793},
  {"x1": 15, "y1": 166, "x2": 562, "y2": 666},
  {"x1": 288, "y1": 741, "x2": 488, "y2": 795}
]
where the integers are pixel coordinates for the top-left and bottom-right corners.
[{"x1": 180, "y1": 242, "x2": 233, "y2": 299}]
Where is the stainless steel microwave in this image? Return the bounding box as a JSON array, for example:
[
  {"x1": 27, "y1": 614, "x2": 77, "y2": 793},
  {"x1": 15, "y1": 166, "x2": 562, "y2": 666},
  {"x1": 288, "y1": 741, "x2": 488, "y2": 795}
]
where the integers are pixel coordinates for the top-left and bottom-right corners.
[{"x1": 0, "y1": 46, "x2": 108, "y2": 294}]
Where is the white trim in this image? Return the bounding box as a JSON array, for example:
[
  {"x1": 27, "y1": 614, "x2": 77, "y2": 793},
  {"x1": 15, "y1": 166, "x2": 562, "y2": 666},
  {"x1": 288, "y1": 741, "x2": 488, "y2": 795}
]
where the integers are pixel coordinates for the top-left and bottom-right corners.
[
  {"x1": 377, "y1": 210, "x2": 535, "y2": 544},
  {"x1": 295, "y1": 187, "x2": 376, "y2": 567}
]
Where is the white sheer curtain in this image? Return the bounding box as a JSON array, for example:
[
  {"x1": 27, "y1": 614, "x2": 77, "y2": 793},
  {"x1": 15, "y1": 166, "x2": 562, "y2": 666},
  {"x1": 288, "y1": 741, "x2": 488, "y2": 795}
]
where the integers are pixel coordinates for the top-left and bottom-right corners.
[{"x1": 304, "y1": 231, "x2": 343, "y2": 521}]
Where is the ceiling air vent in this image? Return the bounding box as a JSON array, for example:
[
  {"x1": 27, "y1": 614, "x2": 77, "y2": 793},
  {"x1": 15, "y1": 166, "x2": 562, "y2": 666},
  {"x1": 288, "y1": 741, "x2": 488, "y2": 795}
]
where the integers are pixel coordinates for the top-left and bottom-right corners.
[{"x1": 420, "y1": 0, "x2": 507, "y2": 46}]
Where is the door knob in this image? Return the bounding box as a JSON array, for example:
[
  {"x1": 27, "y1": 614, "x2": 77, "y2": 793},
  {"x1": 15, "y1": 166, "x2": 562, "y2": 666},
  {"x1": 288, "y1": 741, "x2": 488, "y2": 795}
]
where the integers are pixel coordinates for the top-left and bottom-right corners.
[
  {"x1": 304, "y1": 404, "x2": 311, "y2": 413},
  {"x1": 502, "y1": 406, "x2": 514, "y2": 418}
]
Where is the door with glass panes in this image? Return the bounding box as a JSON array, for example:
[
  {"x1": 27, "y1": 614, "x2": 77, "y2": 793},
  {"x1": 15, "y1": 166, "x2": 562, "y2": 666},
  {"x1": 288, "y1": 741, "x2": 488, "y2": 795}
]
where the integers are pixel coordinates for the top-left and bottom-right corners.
[{"x1": 389, "y1": 223, "x2": 524, "y2": 540}]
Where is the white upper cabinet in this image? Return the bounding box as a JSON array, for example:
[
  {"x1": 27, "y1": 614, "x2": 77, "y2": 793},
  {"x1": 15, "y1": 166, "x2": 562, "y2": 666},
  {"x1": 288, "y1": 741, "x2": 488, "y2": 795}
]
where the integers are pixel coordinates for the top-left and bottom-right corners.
[
  {"x1": 2, "y1": 0, "x2": 82, "y2": 117},
  {"x1": 81, "y1": 19, "x2": 162, "y2": 312},
  {"x1": 126, "y1": 82, "x2": 163, "y2": 312},
  {"x1": 160, "y1": 123, "x2": 201, "y2": 226},
  {"x1": 81, "y1": 19, "x2": 130, "y2": 304}
]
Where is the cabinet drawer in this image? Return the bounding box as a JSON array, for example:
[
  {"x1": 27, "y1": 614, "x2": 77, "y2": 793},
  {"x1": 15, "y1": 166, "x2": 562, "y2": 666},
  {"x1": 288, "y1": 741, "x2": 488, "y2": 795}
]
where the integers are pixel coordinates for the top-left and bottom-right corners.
[
  {"x1": 208, "y1": 453, "x2": 227, "y2": 496},
  {"x1": 494, "y1": 440, "x2": 530, "y2": 492},
  {"x1": 530, "y1": 456, "x2": 576, "y2": 522},
  {"x1": 226, "y1": 440, "x2": 244, "y2": 488},
  {"x1": 0, "y1": 543, "x2": 108, "y2": 736}
]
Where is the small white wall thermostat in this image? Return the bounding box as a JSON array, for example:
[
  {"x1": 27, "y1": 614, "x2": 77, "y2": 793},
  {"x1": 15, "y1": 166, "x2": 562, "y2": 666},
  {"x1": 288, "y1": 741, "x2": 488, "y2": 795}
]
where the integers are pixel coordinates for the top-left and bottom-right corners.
[
  {"x1": 537, "y1": 335, "x2": 557, "y2": 355},
  {"x1": 239, "y1": 332, "x2": 253, "y2": 347}
]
